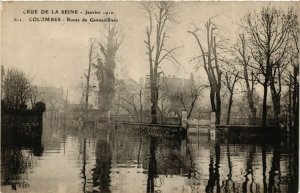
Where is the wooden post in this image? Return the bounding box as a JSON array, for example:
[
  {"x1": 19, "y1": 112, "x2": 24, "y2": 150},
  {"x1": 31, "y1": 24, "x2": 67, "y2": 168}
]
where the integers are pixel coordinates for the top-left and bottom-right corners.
[
  {"x1": 181, "y1": 111, "x2": 187, "y2": 128},
  {"x1": 210, "y1": 112, "x2": 216, "y2": 140}
]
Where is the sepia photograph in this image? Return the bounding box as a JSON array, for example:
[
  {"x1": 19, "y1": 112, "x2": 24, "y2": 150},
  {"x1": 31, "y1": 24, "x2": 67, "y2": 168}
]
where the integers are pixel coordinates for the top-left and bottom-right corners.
[{"x1": 1, "y1": 1, "x2": 299, "y2": 193}]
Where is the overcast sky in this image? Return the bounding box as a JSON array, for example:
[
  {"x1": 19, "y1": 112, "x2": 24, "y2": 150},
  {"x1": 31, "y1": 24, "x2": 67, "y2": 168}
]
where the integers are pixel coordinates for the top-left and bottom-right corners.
[{"x1": 2, "y1": 1, "x2": 298, "y2": 103}]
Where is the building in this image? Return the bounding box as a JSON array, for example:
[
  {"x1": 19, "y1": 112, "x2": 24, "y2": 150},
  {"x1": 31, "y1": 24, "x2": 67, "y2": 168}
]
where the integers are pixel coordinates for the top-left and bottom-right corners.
[
  {"x1": 140, "y1": 73, "x2": 196, "y2": 118},
  {"x1": 37, "y1": 86, "x2": 65, "y2": 110},
  {"x1": 113, "y1": 78, "x2": 142, "y2": 116}
]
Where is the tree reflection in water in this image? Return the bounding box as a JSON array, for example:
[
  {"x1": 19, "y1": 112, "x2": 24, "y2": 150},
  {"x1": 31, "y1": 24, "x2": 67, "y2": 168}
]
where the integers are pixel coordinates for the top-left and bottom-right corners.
[
  {"x1": 1, "y1": 121, "x2": 298, "y2": 193},
  {"x1": 242, "y1": 146, "x2": 255, "y2": 193},
  {"x1": 224, "y1": 143, "x2": 236, "y2": 193},
  {"x1": 92, "y1": 139, "x2": 112, "y2": 193},
  {"x1": 205, "y1": 142, "x2": 221, "y2": 193},
  {"x1": 268, "y1": 141, "x2": 281, "y2": 193},
  {"x1": 1, "y1": 122, "x2": 43, "y2": 191},
  {"x1": 1, "y1": 148, "x2": 31, "y2": 190},
  {"x1": 82, "y1": 137, "x2": 87, "y2": 193},
  {"x1": 147, "y1": 137, "x2": 157, "y2": 193},
  {"x1": 262, "y1": 142, "x2": 268, "y2": 193}
]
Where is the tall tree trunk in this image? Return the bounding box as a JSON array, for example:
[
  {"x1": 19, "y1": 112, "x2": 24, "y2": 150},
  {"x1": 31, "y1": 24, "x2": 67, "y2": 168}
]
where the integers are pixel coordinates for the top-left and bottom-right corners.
[
  {"x1": 288, "y1": 79, "x2": 292, "y2": 130},
  {"x1": 85, "y1": 75, "x2": 90, "y2": 111},
  {"x1": 244, "y1": 67, "x2": 256, "y2": 121},
  {"x1": 85, "y1": 42, "x2": 92, "y2": 111},
  {"x1": 210, "y1": 88, "x2": 216, "y2": 112},
  {"x1": 216, "y1": 87, "x2": 221, "y2": 125},
  {"x1": 151, "y1": 103, "x2": 157, "y2": 124},
  {"x1": 292, "y1": 67, "x2": 299, "y2": 129},
  {"x1": 150, "y1": 72, "x2": 158, "y2": 124},
  {"x1": 292, "y1": 67, "x2": 299, "y2": 187},
  {"x1": 139, "y1": 90, "x2": 143, "y2": 122},
  {"x1": 143, "y1": 3, "x2": 176, "y2": 125},
  {"x1": 270, "y1": 80, "x2": 281, "y2": 124},
  {"x1": 248, "y1": 94, "x2": 257, "y2": 122},
  {"x1": 262, "y1": 80, "x2": 268, "y2": 128},
  {"x1": 226, "y1": 92, "x2": 233, "y2": 125},
  {"x1": 188, "y1": 20, "x2": 222, "y2": 125}
]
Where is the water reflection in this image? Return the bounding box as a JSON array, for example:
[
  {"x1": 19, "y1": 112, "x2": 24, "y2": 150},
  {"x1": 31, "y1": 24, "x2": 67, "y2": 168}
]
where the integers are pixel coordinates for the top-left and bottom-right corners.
[
  {"x1": 92, "y1": 138, "x2": 112, "y2": 193},
  {"x1": 225, "y1": 143, "x2": 236, "y2": 193},
  {"x1": 1, "y1": 121, "x2": 43, "y2": 191},
  {"x1": 1, "y1": 148, "x2": 31, "y2": 190},
  {"x1": 147, "y1": 137, "x2": 156, "y2": 193},
  {"x1": 1, "y1": 118, "x2": 298, "y2": 193},
  {"x1": 241, "y1": 145, "x2": 255, "y2": 193},
  {"x1": 205, "y1": 143, "x2": 220, "y2": 193}
]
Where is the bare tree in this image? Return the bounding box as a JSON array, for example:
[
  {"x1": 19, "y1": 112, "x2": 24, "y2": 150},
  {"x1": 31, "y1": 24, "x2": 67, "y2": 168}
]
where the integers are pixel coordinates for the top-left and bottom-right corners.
[
  {"x1": 112, "y1": 74, "x2": 144, "y2": 122},
  {"x1": 2, "y1": 68, "x2": 32, "y2": 111},
  {"x1": 79, "y1": 79, "x2": 86, "y2": 110},
  {"x1": 113, "y1": 78, "x2": 125, "y2": 116},
  {"x1": 222, "y1": 67, "x2": 240, "y2": 125},
  {"x1": 29, "y1": 85, "x2": 39, "y2": 109},
  {"x1": 289, "y1": 10, "x2": 299, "y2": 129},
  {"x1": 174, "y1": 85, "x2": 208, "y2": 119},
  {"x1": 235, "y1": 34, "x2": 257, "y2": 121},
  {"x1": 119, "y1": 95, "x2": 142, "y2": 122},
  {"x1": 156, "y1": 75, "x2": 174, "y2": 122},
  {"x1": 283, "y1": 10, "x2": 299, "y2": 137},
  {"x1": 242, "y1": 7, "x2": 294, "y2": 127},
  {"x1": 157, "y1": 91, "x2": 173, "y2": 121},
  {"x1": 289, "y1": 9, "x2": 299, "y2": 183},
  {"x1": 118, "y1": 84, "x2": 143, "y2": 122},
  {"x1": 188, "y1": 19, "x2": 223, "y2": 124},
  {"x1": 155, "y1": 73, "x2": 202, "y2": 120},
  {"x1": 142, "y1": 2, "x2": 179, "y2": 124},
  {"x1": 84, "y1": 38, "x2": 97, "y2": 110}
]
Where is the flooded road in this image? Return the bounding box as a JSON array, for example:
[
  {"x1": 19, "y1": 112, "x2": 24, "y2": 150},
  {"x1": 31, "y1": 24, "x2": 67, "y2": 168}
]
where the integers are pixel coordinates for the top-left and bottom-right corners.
[{"x1": 1, "y1": 118, "x2": 298, "y2": 193}]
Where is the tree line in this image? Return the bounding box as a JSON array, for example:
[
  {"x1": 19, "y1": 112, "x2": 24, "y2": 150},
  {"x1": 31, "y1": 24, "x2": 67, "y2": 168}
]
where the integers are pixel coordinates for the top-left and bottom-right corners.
[
  {"x1": 142, "y1": 3, "x2": 298, "y2": 129},
  {"x1": 81, "y1": 3, "x2": 298, "y2": 130},
  {"x1": 1, "y1": 68, "x2": 43, "y2": 112}
]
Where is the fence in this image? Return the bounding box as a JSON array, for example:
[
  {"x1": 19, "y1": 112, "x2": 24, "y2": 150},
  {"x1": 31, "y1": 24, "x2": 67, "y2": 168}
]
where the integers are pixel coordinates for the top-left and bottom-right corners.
[
  {"x1": 220, "y1": 116, "x2": 278, "y2": 126},
  {"x1": 47, "y1": 109, "x2": 279, "y2": 127},
  {"x1": 111, "y1": 115, "x2": 181, "y2": 126},
  {"x1": 187, "y1": 118, "x2": 210, "y2": 126},
  {"x1": 196, "y1": 112, "x2": 211, "y2": 120},
  {"x1": 63, "y1": 111, "x2": 211, "y2": 127}
]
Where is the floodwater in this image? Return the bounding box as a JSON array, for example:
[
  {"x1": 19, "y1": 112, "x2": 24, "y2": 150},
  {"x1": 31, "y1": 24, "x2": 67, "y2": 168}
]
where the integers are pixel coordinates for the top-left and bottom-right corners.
[{"x1": 1, "y1": 117, "x2": 298, "y2": 193}]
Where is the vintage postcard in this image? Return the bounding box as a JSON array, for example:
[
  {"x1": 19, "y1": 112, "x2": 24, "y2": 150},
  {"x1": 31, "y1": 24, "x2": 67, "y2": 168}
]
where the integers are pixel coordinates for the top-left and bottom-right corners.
[{"x1": 1, "y1": 1, "x2": 299, "y2": 193}]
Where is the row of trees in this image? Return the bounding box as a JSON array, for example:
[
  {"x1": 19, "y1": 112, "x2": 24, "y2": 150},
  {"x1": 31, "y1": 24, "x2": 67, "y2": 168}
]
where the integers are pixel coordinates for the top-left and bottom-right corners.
[
  {"x1": 188, "y1": 7, "x2": 298, "y2": 127},
  {"x1": 81, "y1": 3, "x2": 298, "y2": 129},
  {"x1": 143, "y1": 2, "x2": 298, "y2": 128},
  {"x1": 241, "y1": 8, "x2": 298, "y2": 127}
]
